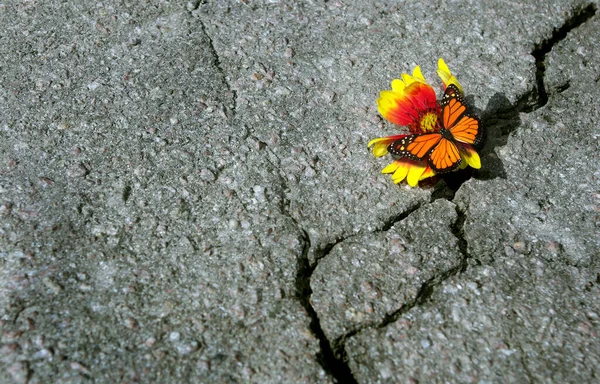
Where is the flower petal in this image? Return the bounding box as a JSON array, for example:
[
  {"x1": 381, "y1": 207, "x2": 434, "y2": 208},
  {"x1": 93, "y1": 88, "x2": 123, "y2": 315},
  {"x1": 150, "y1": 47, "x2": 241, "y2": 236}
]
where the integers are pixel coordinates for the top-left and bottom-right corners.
[
  {"x1": 404, "y1": 81, "x2": 438, "y2": 113},
  {"x1": 392, "y1": 162, "x2": 410, "y2": 183},
  {"x1": 368, "y1": 135, "x2": 408, "y2": 157},
  {"x1": 377, "y1": 90, "x2": 420, "y2": 126},
  {"x1": 411, "y1": 65, "x2": 426, "y2": 83},
  {"x1": 418, "y1": 166, "x2": 436, "y2": 181},
  {"x1": 378, "y1": 80, "x2": 437, "y2": 127},
  {"x1": 437, "y1": 58, "x2": 463, "y2": 95},
  {"x1": 381, "y1": 161, "x2": 401, "y2": 174},
  {"x1": 391, "y1": 79, "x2": 406, "y2": 92},
  {"x1": 406, "y1": 162, "x2": 427, "y2": 187},
  {"x1": 461, "y1": 146, "x2": 481, "y2": 169}
]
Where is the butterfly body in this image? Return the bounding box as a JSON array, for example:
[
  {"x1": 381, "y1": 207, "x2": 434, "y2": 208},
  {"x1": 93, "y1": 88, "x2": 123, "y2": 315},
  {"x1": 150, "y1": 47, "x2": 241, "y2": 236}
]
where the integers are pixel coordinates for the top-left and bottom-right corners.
[{"x1": 387, "y1": 84, "x2": 481, "y2": 174}]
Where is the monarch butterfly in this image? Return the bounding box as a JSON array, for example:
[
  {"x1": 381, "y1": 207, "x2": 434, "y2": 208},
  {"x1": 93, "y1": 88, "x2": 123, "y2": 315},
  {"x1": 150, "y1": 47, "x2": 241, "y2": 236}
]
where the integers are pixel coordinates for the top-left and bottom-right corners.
[{"x1": 387, "y1": 84, "x2": 482, "y2": 173}]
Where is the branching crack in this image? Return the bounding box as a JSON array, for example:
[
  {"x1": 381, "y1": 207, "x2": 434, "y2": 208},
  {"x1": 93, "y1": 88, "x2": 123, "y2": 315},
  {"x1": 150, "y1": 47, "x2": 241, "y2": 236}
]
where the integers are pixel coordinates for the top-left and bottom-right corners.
[
  {"x1": 329, "y1": 204, "x2": 473, "y2": 369},
  {"x1": 187, "y1": 1, "x2": 598, "y2": 382},
  {"x1": 517, "y1": 3, "x2": 597, "y2": 112},
  {"x1": 312, "y1": 202, "x2": 424, "y2": 267},
  {"x1": 264, "y1": 151, "x2": 357, "y2": 382},
  {"x1": 294, "y1": 230, "x2": 358, "y2": 383}
]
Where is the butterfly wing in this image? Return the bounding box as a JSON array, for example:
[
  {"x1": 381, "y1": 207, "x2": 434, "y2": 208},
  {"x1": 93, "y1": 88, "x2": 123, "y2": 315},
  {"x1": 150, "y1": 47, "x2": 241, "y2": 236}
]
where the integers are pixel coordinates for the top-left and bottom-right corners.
[
  {"x1": 385, "y1": 85, "x2": 481, "y2": 174},
  {"x1": 387, "y1": 133, "x2": 442, "y2": 160},
  {"x1": 449, "y1": 114, "x2": 482, "y2": 146},
  {"x1": 428, "y1": 138, "x2": 462, "y2": 173},
  {"x1": 442, "y1": 87, "x2": 467, "y2": 128},
  {"x1": 442, "y1": 84, "x2": 482, "y2": 146}
]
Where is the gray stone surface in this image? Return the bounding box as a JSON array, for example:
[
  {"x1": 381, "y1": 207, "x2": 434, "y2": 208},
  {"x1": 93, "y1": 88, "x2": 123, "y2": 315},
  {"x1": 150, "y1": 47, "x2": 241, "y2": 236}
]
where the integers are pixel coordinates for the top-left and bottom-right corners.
[
  {"x1": 0, "y1": 0, "x2": 598, "y2": 383},
  {"x1": 346, "y1": 5, "x2": 600, "y2": 383},
  {"x1": 311, "y1": 199, "x2": 464, "y2": 342}
]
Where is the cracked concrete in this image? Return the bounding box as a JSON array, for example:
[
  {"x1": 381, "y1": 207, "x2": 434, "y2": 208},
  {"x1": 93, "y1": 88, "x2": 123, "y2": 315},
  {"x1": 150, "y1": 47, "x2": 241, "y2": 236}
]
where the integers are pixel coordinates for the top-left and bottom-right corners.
[{"x1": 1, "y1": 0, "x2": 599, "y2": 383}]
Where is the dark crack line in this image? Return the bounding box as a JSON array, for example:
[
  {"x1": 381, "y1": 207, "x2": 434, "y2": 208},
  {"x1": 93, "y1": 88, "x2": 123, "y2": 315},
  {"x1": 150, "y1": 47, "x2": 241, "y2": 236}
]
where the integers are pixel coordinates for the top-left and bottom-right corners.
[
  {"x1": 517, "y1": 3, "x2": 597, "y2": 112},
  {"x1": 313, "y1": 202, "x2": 424, "y2": 268},
  {"x1": 515, "y1": 342, "x2": 535, "y2": 382},
  {"x1": 294, "y1": 229, "x2": 358, "y2": 384},
  {"x1": 194, "y1": 13, "x2": 238, "y2": 119},
  {"x1": 330, "y1": 203, "x2": 473, "y2": 366},
  {"x1": 262, "y1": 149, "x2": 358, "y2": 383}
]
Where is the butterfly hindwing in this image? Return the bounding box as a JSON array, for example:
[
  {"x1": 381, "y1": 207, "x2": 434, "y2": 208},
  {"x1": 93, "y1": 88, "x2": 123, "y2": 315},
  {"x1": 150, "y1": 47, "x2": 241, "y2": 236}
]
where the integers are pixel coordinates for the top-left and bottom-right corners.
[
  {"x1": 449, "y1": 114, "x2": 482, "y2": 146},
  {"x1": 428, "y1": 138, "x2": 462, "y2": 173}
]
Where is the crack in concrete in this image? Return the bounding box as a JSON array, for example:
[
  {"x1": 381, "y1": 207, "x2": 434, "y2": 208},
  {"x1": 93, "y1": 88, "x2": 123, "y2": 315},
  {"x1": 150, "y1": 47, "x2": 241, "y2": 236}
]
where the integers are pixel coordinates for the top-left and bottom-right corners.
[
  {"x1": 193, "y1": 10, "x2": 238, "y2": 120},
  {"x1": 517, "y1": 3, "x2": 597, "y2": 112},
  {"x1": 264, "y1": 141, "x2": 462, "y2": 380},
  {"x1": 294, "y1": 229, "x2": 358, "y2": 384},
  {"x1": 186, "y1": 3, "x2": 597, "y2": 380},
  {"x1": 328, "y1": 204, "x2": 472, "y2": 365},
  {"x1": 259, "y1": 148, "x2": 358, "y2": 382},
  {"x1": 516, "y1": 342, "x2": 535, "y2": 382},
  {"x1": 326, "y1": 4, "x2": 599, "y2": 374},
  {"x1": 312, "y1": 202, "x2": 424, "y2": 266}
]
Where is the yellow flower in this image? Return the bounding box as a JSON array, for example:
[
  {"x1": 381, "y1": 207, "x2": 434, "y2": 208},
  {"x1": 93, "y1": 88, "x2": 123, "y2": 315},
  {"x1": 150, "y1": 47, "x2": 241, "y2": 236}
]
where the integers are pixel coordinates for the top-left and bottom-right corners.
[{"x1": 369, "y1": 59, "x2": 481, "y2": 187}]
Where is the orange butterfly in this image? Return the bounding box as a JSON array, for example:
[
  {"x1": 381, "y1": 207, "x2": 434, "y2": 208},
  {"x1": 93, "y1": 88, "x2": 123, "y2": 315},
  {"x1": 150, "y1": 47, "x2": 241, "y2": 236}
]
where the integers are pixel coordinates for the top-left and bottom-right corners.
[{"x1": 387, "y1": 84, "x2": 482, "y2": 173}]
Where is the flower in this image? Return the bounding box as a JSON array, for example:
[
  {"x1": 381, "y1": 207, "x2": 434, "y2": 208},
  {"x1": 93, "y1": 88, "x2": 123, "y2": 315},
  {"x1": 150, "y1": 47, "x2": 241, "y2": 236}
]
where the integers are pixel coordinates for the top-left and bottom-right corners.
[
  {"x1": 368, "y1": 59, "x2": 480, "y2": 187},
  {"x1": 376, "y1": 65, "x2": 440, "y2": 134}
]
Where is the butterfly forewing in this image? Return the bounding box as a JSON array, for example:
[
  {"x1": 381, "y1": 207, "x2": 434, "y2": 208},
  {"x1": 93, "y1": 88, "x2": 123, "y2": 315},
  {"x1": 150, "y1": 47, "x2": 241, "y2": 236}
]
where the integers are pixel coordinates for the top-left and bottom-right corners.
[
  {"x1": 442, "y1": 84, "x2": 482, "y2": 146},
  {"x1": 443, "y1": 97, "x2": 467, "y2": 129},
  {"x1": 387, "y1": 134, "x2": 442, "y2": 160}
]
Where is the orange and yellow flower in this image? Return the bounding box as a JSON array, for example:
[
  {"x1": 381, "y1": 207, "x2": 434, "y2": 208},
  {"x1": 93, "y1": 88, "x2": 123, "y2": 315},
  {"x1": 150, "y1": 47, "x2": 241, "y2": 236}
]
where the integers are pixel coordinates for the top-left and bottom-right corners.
[{"x1": 368, "y1": 58, "x2": 480, "y2": 187}]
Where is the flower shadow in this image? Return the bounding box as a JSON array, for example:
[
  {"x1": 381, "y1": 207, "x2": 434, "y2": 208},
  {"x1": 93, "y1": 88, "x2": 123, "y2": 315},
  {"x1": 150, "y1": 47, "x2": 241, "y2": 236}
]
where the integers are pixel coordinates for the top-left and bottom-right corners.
[{"x1": 476, "y1": 92, "x2": 522, "y2": 180}]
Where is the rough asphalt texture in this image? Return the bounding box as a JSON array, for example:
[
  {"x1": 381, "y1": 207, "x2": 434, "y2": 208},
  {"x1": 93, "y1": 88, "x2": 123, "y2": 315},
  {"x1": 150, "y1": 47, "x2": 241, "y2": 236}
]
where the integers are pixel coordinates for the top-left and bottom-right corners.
[{"x1": 1, "y1": 1, "x2": 598, "y2": 383}]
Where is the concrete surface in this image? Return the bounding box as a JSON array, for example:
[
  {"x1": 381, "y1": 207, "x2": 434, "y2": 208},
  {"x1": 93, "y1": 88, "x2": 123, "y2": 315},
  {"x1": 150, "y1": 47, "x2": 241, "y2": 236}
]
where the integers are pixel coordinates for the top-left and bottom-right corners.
[{"x1": 0, "y1": 0, "x2": 598, "y2": 383}]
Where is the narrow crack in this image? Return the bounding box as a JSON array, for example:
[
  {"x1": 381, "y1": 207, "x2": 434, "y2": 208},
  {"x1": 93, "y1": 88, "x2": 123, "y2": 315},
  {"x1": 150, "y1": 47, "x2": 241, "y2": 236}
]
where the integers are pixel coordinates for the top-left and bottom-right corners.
[
  {"x1": 194, "y1": 12, "x2": 238, "y2": 119},
  {"x1": 294, "y1": 229, "x2": 358, "y2": 384},
  {"x1": 264, "y1": 150, "x2": 358, "y2": 382},
  {"x1": 516, "y1": 342, "x2": 535, "y2": 382},
  {"x1": 313, "y1": 202, "x2": 424, "y2": 267},
  {"x1": 378, "y1": 205, "x2": 471, "y2": 327},
  {"x1": 517, "y1": 3, "x2": 597, "y2": 112},
  {"x1": 328, "y1": 203, "x2": 473, "y2": 372}
]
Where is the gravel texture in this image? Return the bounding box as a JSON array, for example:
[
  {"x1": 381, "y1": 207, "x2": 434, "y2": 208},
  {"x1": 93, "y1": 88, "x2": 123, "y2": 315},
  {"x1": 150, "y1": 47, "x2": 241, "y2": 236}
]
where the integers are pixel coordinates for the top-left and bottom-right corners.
[{"x1": 0, "y1": 0, "x2": 598, "y2": 383}]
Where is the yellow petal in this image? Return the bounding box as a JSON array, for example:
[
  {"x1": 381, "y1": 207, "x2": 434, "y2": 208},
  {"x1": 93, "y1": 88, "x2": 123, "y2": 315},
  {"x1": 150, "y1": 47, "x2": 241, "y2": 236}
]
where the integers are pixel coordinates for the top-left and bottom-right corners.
[
  {"x1": 462, "y1": 148, "x2": 481, "y2": 169},
  {"x1": 419, "y1": 167, "x2": 436, "y2": 181},
  {"x1": 381, "y1": 161, "x2": 400, "y2": 174},
  {"x1": 437, "y1": 58, "x2": 463, "y2": 94},
  {"x1": 391, "y1": 79, "x2": 406, "y2": 92},
  {"x1": 412, "y1": 65, "x2": 426, "y2": 82},
  {"x1": 377, "y1": 90, "x2": 400, "y2": 113},
  {"x1": 406, "y1": 163, "x2": 427, "y2": 187},
  {"x1": 437, "y1": 58, "x2": 451, "y2": 77},
  {"x1": 401, "y1": 73, "x2": 414, "y2": 86},
  {"x1": 372, "y1": 142, "x2": 389, "y2": 157},
  {"x1": 368, "y1": 136, "x2": 391, "y2": 147},
  {"x1": 392, "y1": 162, "x2": 410, "y2": 184}
]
